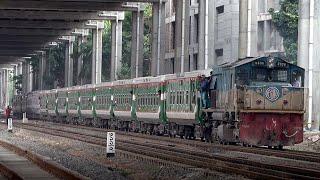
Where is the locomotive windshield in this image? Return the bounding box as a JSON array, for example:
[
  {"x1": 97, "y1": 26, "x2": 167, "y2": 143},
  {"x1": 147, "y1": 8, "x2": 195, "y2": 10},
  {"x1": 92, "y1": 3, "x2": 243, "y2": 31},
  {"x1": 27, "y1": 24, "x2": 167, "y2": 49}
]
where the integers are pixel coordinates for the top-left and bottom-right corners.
[{"x1": 253, "y1": 68, "x2": 288, "y2": 83}]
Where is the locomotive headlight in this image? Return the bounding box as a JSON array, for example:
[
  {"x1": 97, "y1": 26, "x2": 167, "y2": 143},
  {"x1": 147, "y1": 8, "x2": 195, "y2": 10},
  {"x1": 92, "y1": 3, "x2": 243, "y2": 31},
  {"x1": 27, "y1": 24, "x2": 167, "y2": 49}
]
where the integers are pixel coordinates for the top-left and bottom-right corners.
[
  {"x1": 256, "y1": 88, "x2": 262, "y2": 94},
  {"x1": 267, "y1": 57, "x2": 275, "y2": 68},
  {"x1": 282, "y1": 88, "x2": 289, "y2": 95}
]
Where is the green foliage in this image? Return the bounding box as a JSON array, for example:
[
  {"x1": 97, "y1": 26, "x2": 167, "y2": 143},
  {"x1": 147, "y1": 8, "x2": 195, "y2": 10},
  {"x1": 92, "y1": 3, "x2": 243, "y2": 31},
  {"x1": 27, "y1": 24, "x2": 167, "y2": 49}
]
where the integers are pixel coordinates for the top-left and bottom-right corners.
[
  {"x1": 102, "y1": 21, "x2": 112, "y2": 82},
  {"x1": 143, "y1": 4, "x2": 152, "y2": 76},
  {"x1": 117, "y1": 11, "x2": 133, "y2": 80},
  {"x1": 12, "y1": 74, "x2": 22, "y2": 94},
  {"x1": 73, "y1": 35, "x2": 93, "y2": 85},
  {"x1": 45, "y1": 43, "x2": 66, "y2": 88},
  {"x1": 117, "y1": 63, "x2": 131, "y2": 80},
  {"x1": 43, "y1": 4, "x2": 153, "y2": 85},
  {"x1": 269, "y1": 0, "x2": 299, "y2": 63}
]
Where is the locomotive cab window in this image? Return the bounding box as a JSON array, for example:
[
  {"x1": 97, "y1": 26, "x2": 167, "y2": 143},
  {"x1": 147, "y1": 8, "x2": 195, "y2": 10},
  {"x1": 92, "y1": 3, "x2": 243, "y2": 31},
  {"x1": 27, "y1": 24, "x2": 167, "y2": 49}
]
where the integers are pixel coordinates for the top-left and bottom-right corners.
[
  {"x1": 251, "y1": 68, "x2": 289, "y2": 84},
  {"x1": 291, "y1": 70, "x2": 304, "y2": 87}
]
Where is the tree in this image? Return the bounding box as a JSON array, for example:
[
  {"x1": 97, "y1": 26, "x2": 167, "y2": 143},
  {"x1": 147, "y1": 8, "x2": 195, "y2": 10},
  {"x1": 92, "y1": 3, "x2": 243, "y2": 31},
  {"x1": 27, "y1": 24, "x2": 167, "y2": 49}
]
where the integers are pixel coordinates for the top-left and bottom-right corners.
[
  {"x1": 143, "y1": 4, "x2": 152, "y2": 76},
  {"x1": 12, "y1": 74, "x2": 22, "y2": 94},
  {"x1": 30, "y1": 4, "x2": 154, "y2": 86},
  {"x1": 45, "y1": 43, "x2": 66, "y2": 88},
  {"x1": 269, "y1": 0, "x2": 299, "y2": 64}
]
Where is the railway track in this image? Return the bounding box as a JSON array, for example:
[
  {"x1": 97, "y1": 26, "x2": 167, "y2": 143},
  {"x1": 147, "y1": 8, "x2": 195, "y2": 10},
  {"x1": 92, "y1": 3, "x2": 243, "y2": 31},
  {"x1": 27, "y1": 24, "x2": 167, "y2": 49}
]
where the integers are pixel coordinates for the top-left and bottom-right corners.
[
  {"x1": 0, "y1": 138, "x2": 87, "y2": 180},
  {"x1": 14, "y1": 122, "x2": 320, "y2": 179},
  {"x1": 32, "y1": 120, "x2": 320, "y2": 164}
]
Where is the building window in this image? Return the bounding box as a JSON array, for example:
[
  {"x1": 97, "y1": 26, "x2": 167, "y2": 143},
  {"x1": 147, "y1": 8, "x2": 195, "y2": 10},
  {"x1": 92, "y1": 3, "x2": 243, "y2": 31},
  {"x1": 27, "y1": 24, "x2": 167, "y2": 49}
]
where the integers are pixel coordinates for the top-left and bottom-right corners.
[
  {"x1": 194, "y1": 54, "x2": 198, "y2": 70},
  {"x1": 189, "y1": 55, "x2": 191, "y2": 71},
  {"x1": 172, "y1": 0, "x2": 177, "y2": 14},
  {"x1": 170, "y1": 22, "x2": 176, "y2": 50},
  {"x1": 215, "y1": 49, "x2": 223, "y2": 57},
  {"x1": 195, "y1": 14, "x2": 199, "y2": 43},
  {"x1": 189, "y1": 16, "x2": 192, "y2": 45},
  {"x1": 216, "y1": 5, "x2": 224, "y2": 14},
  {"x1": 171, "y1": 58, "x2": 175, "y2": 74}
]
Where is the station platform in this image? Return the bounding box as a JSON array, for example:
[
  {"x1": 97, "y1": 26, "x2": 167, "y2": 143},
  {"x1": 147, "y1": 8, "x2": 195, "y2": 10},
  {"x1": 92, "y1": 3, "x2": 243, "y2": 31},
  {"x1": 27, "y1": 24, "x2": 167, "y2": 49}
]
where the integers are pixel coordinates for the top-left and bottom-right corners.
[{"x1": 0, "y1": 146, "x2": 57, "y2": 180}]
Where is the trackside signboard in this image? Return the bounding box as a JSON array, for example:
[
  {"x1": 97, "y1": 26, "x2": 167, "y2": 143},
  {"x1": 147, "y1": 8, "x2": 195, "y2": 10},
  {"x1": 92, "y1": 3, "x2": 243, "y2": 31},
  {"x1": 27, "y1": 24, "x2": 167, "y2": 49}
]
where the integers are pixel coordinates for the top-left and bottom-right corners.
[
  {"x1": 106, "y1": 132, "x2": 115, "y2": 157},
  {"x1": 8, "y1": 118, "x2": 12, "y2": 132}
]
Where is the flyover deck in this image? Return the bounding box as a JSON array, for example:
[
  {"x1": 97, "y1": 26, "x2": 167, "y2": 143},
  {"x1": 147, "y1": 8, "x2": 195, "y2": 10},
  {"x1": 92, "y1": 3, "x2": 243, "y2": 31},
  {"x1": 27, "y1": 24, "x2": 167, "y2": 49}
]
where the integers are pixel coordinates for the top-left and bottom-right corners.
[{"x1": 0, "y1": 146, "x2": 57, "y2": 180}]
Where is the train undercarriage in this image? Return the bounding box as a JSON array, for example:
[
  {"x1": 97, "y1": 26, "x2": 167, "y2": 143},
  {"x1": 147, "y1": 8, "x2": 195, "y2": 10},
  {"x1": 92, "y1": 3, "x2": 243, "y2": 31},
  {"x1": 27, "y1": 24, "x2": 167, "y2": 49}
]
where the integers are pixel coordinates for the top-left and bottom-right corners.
[{"x1": 20, "y1": 107, "x2": 303, "y2": 150}]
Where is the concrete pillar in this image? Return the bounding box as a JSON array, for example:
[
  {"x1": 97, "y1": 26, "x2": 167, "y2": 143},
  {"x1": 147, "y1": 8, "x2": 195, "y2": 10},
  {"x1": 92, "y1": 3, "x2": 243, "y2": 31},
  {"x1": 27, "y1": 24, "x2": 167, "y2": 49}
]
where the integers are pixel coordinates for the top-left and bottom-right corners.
[
  {"x1": 239, "y1": 0, "x2": 258, "y2": 59},
  {"x1": 298, "y1": 0, "x2": 320, "y2": 131},
  {"x1": 92, "y1": 27, "x2": 103, "y2": 84},
  {"x1": 21, "y1": 62, "x2": 26, "y2": 94},
  {"x1": 65, "y1": 40, "x2": 74, "y2": 87},
  {"x1": 22, "y1": 61, "x2": 31, "y2": 94},
  {"x1": 5, "y1": 69, "x2": 10, "y2": 107},
  {"x1": 174, "y1": 0, "x2": 190, "y2": 73},
  {"x1": 110, "y1": 19, "x2": 123, "y2": 81},
  {"x1": 1, "y1": 69, "x2": 7, "y2": 107},
  {"x1": 0, "y1": 71, "x2": 2, "y2": 108},
  {"x1": 77, "y1": 36, "x2": 84, "y2": 85},
  {"x1": 27, "y1": 63, "x2": 33, "y2": 92},
  {"x1": 312, "y1": 0, "x2": 320, "y2": 130},
  {"x1": 263, "y1": 20, "x2": 271, "y2": 51},
  {"x1": 298, "y1": 0, "x2": 310, "y2": 129},
  {"x1": 198, "y1": 0, "x2": 216, "y2": 69},
  {"x1": 189, "y1": 9, "x2": 195, "y2": 71},
  {"x1": 151, "y1": 1, "x2": 166, "y2": 76},
  {"x1": 13, "y1": 65, "x2": 17, "y2": 95},
  {"x1": 17, "y1": 62, "x2": 22, "y2": 76},
  {"x1": 131, "y1": 10, "x2": 145, "y2": 78},
  {"x1": 38, "y1": 51, "x2": 46, "y2": 90}
]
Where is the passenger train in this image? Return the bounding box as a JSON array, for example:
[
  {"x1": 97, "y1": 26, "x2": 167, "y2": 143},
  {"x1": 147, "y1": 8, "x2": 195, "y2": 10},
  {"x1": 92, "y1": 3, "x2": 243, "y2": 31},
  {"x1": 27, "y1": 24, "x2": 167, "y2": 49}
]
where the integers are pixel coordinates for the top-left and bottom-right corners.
[{"x1": 12, "y1": 56, "x2": 306, "y2": 148}]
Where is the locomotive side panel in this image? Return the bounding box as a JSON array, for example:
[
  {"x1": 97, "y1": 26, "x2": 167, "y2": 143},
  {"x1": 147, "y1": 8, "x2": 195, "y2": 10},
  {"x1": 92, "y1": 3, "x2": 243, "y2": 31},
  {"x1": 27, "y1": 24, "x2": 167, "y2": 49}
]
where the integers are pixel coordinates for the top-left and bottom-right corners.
[
  {"x1": 67, "y1": 89, "x2": 80, "y2": 117},
  {"x1": 166, "y1": 78, "x2": 198, "y2": 125},
  {"x1": 95, "y1": 86, "x2": 113, "y2": 119}
]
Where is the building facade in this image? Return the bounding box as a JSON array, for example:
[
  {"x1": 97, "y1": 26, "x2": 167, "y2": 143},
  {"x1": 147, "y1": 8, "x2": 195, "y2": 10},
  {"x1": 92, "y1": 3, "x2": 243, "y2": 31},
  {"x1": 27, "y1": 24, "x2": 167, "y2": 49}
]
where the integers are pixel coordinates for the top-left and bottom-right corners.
[{"x1": 160, "y1": 0, "x2": 284, "y2": 74}]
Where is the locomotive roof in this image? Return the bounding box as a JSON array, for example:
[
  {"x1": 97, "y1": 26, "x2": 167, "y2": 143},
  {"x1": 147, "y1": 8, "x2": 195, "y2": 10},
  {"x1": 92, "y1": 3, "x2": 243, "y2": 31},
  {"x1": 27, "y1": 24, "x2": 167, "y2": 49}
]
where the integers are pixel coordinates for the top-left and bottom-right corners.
[{"x1": 213, "y1": 56, "x2": 301, "y2": 69}]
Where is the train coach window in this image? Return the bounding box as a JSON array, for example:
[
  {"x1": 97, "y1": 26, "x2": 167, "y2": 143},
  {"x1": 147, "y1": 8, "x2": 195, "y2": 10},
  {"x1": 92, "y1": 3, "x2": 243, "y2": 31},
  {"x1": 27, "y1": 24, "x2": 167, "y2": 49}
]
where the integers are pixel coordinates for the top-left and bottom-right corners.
[{"x1": 273, "y1": 70, "x2": 288, "y2": 82}]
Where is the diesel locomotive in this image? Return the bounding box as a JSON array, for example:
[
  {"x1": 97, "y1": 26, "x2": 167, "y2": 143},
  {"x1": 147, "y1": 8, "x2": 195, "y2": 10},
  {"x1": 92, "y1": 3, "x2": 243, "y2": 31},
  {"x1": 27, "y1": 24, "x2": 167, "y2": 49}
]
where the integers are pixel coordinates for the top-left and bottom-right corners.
[{"x1": 12, "y1": 56, "x2": 306, "y2": 148}]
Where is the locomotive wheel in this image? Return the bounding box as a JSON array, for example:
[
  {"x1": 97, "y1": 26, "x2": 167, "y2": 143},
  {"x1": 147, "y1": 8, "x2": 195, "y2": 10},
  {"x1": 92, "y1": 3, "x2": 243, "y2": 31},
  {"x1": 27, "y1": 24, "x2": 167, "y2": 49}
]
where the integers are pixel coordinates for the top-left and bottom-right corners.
[
  {"x1": 184, "y1": 132, "x2": 189, "y2": 140},
  {"x1": 242, "y1": 142, "x2": 248, "y2": 147}
]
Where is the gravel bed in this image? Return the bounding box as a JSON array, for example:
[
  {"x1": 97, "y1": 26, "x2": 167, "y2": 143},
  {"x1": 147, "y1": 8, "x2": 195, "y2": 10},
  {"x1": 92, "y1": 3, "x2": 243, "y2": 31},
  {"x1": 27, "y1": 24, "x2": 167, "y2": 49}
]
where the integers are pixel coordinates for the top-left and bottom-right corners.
[
  {"x1": 215, "y1": 150, "x2": 320, "y2": 171},
  {"x1": 0, "y1": 122, "x2": 244, "y2": 180},
  {"x1": 286, "y1": 131, "x2": 320, "y2": 152}
]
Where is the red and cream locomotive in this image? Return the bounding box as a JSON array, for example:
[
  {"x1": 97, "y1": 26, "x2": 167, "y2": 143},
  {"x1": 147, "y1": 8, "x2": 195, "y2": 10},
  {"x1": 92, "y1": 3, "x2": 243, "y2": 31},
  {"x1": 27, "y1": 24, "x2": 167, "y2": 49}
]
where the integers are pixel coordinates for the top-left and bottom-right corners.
[{"x1": 204, "y1": 56, "x2": 305, "y2": 149}]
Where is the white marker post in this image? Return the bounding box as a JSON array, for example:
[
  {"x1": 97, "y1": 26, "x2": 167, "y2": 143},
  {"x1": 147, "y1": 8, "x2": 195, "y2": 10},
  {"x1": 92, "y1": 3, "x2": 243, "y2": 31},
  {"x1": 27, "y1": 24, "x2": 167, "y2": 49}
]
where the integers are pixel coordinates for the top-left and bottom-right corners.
[
  {"x1": 22, "y1": 113, "x2": 28, "y2": 123},
  {"x1": 106, "y1": 132, "x2": 115, "y2": 157},
  {"x1": 7, "y1": 118, "x2": 13, "y2": 133}
]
